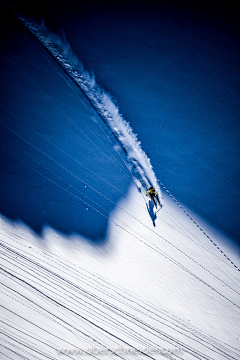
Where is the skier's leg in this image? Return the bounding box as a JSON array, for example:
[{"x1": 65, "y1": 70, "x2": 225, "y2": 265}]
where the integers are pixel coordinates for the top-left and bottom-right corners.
[
  {"x1": 152, "y1": 197, "x2": 157, "y2": 207},
  {"x1": 156, "y1": 194, "x2": 161, "y2": 206}
]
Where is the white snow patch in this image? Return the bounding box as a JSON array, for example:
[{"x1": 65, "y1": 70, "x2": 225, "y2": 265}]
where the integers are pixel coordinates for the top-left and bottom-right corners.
[{"x1": 1, "y1": 184, "x2": 240, "y2": 360}]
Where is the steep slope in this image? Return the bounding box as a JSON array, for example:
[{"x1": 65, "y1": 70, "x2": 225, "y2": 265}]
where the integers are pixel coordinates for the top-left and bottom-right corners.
[
  {"x1": 0, "y1": 5, "x2": 240, "y2": 360},
  {"x1": 1, "y1": 185, "x2": 240, "y2": 360}
]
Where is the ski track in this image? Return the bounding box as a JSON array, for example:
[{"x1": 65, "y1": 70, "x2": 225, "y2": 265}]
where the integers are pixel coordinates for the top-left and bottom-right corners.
[
  {"x1": 16, "y1": 14, "x2": 161, "y2": 198},
  {"x1": 1, "y1": 228, "x2": 240, "y2": 360}
]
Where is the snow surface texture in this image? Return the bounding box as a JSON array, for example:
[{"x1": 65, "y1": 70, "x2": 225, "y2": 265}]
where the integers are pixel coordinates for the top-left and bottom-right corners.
[
  {"x1": 17, "y1": 14, "x2": 161, "y2": 197},
  {"x1": 1, "y1": 187, "x2": 240, "y2": 360},
  {"x1": 0, "y1": 4, "x2": 240, "y2": 360}
]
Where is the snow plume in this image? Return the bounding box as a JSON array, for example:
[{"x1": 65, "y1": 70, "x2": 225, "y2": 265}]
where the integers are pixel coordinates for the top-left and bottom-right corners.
[{"x1": 17, "y1": 15, "x2": 162, "y2": 199}]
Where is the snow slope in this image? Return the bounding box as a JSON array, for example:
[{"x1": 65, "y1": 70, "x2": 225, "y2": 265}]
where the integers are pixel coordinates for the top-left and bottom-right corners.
[
  {"x1": 16, "y1": 10, "x2": 162, "y2": 198},
  {"x1": 1, "y1": 185, "x2": 240, "y2": 360},
  {"x1": 35, "y1": 1, "x2": 240, "y2": 243},
  {"x1": 0, "y1": 4, "x2": 240, "y2": 360}
]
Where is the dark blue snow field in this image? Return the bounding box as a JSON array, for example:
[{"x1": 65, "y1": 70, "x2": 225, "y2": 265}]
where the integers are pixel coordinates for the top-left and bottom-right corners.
[
  {"x1": 31, "y1": 1, "x2": 240, "y2": 244},
  {"x1": 0, "y1": 6, "x2": 131, "y2": 242}
]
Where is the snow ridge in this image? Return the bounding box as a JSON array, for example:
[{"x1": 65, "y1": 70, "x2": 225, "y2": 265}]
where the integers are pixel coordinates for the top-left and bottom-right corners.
[{"x1": 17, "y1": 15, "x2": 162, "y2": 199}]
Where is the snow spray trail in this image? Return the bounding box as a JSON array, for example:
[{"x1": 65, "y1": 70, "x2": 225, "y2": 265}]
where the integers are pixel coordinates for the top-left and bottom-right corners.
[{"x1": 16, "y1": 14, "x2": 161, "y2": 200}]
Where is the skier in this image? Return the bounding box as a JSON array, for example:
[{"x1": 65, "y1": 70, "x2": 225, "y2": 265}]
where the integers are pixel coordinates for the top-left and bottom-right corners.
[{"x1": 146, "y1": 187, "x2": 161, "y2": 208}]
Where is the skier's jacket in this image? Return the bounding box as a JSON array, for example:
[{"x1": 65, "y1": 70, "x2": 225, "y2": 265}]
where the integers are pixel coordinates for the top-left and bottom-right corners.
[{"x1": 146, "y1": 188, "x2": 157, "y2": 197}]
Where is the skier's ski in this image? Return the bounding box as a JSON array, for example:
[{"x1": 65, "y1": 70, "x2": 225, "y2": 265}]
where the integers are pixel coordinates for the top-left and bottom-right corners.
[{"x1": 154, "y1": 206, "x2": 161, "y2": 215}]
